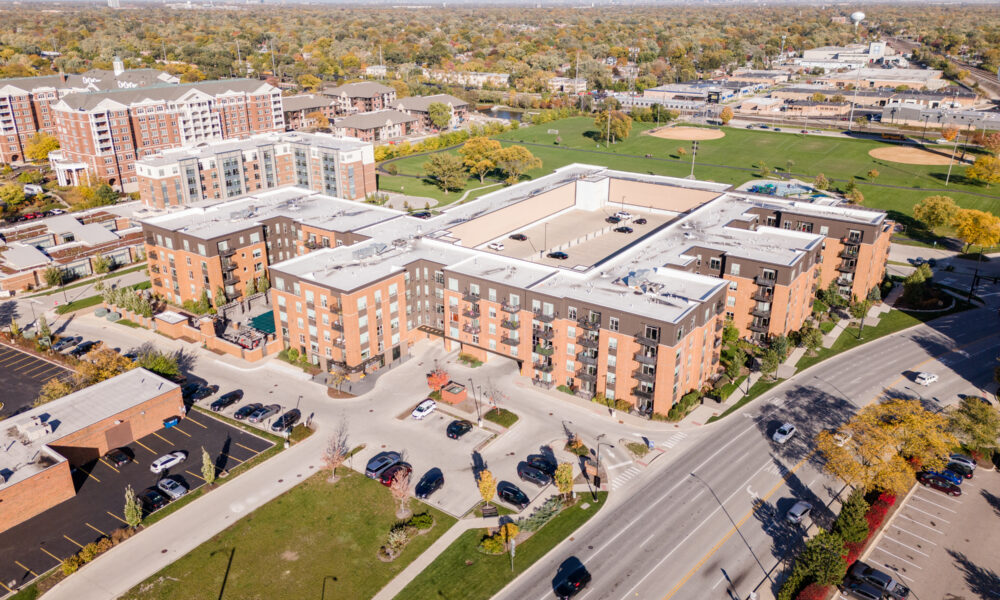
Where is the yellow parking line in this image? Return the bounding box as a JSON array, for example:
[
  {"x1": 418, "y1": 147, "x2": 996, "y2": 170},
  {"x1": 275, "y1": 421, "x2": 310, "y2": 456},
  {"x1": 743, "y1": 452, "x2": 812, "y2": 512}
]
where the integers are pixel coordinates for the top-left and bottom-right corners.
[
  {"x1": 63, "y1": 535, "x2": 84, "y2": 549},
  {"x1": 134, "y1": 440, "x2": 157, "y2": 455},
  {"x1": 14, "y1": 561, "x2": 38, "y2": 577},
  {"x1": 39, "y1": 547, "x2": 62, "y2": 563},
  {"x1": 222, "y1": 453, "x2": 244, "y2": 465},
  {"x1": 0, "y1": 579, "x2": 11, "y2": 593},
  {"x1": 33, "y1": 365, "x2": 65, "y2": 378},
  {"x1": 42, "y1": 372, "x2": 68, "y2": 382},
  {"x1": 185, "y1": 416, "x2": 208, "y2": 429},
  {"x1": 152, "y1": 432, "x2": 172, "y2": 445},
  {"x1": 106, "y1": 511, "x2": 128, "y2": 525},
  {"x1": 81, "y1": 469, "x2": 100, "y2": 483},
  {"x1": 235, "y1": 442, "x2": 258, "y2": 454},
  {"x1": 21, "y1": 362, "x2": 53, "y2": 375},
  {"x1": 85, "y1": 522, "x2": 107, "y2": 537},
  {"x1": 185, "y1": 469, "x2": 205, "y2": 482},
  {"x1": 99, "y1": 458, "x2": 120, "y2": 474},
  {"x1": 3, "y1": 355, "x2": 33, "y2": 368},
  {"x1": 171, "y1": 426, "x2": 191, "y2": 438}
]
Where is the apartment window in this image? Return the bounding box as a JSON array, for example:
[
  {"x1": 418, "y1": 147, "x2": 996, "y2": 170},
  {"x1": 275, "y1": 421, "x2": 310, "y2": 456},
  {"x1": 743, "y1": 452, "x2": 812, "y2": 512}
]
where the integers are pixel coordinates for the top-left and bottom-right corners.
[
  {"x1": 608, "y1": 317, "x2": 619, "y2": 332},
  {"x1": 608, "y1": 337, "x2": 617, "y2": 350},
  {"x1": 730, "y1": 263, "x2": 740, "y2": 276},
  {"x1": 357, "y1": 296, "x2": 367, "y2": 311},
  {"x1": 709, "y1": 257, "x2": 721, "y2": 270},
  {"x1": 567, "y1": 306, "x2": 577, "y2": 320},
  {"x1": 448, "y1": 278, "x2": 459, "y2": 292},
  {"x1": 727, "y1": 296, "x2": 736, "y2": 307}
]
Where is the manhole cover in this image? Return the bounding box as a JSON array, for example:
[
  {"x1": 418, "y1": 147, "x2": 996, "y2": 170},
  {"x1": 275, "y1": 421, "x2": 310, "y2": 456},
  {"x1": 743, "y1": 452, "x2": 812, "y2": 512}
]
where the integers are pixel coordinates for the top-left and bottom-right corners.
[{"x1": 278, "y1": 479, "x2": 283, "y2": 483}]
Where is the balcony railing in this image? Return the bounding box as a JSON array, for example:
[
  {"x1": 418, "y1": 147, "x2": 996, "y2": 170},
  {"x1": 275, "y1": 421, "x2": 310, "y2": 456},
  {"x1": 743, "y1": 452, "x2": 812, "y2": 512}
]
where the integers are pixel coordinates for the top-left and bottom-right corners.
[
  {"x1": 534, "y1": 344, "x2": 554, "y2": 356},
  {"x1": 749, "y1": 322, "x2": 769, "y2": 333},
  {"x1": 147, "y1": 251, "x2": 158, "y2": 260},
  {"x1": 533, "y1": 310, "x2": 556, "y2": 323},
  {"x1": 577, "y1": 318, "x2": 600, "y2": 331},
  {"x1": 304, "y1": 240, "x2": 321, "y2": 250},
  {"x1": 577, "y1": 335, "x2": 599, "y2": 349},
  {"x1": 839, "y1": 248, "x2": 859, "y2": 259},
  {"x1": 836, "y1": 277, "x2": 854, "y2": 287},
  {"x1": 149, "y1": 265, "x2": 160, "y2": 274},
  {"x1": 754, "y1": 275, "x2": 777, "y2": 287},
  {"x1": 500, "y1": 335, "x2": 520, "y2": 346},
  {"x1": 841, "y1": 235, "x2": 862, "y2": 245},
  {"x1": 531, "y1": 378, "x2": 554, "y2": 389},
  {"x1": 222, "y1": 260, "x2": 237, "y2": 271},
  {"x1": 836, "y1": 261, "x2": 857, "y2": 273},
  {"x1": 634, "y1": 352, "x2": 657, "y2": 365},
  {"x1": 332, "y1": 338, "x2": 346, "y2": 348},
  {"x1": 462, "y1": 290, "x2": 481, "y2": 303},
  {"x1": 632, "y1": 387, "x2": 655, "y2": 400},
  {"x1": 751, "y1": 290, "x2": 774, "y2": 302},
  {"x1": 532, "y1": 327, "x2": 555, "y2": 340},
  {"x1": 533, "y1": 361, "x2": 554, "y2": 373},
  {"x1": 635, "y1": 333, "x2": 659, "y2": 347},
  {"x1": 575, "y1": 369, "x2": 598, "y2": 382},
  {"x1": 331, "y1": 321, "x2": 344, "y2": 332},
  {"x1": 462, "y1": 324, "x2": 481, "y2": 335},
  {"x1": 462, "y1": 308, "x2": 481, "y2": 319},
  {"x1": 751, "y1": 307, "x2": 771, "y2": 318},
  {"x1": 715, "y1": 320, "x2": 724, "y2": 331},
  {"x1": 500, "y1": 319, "x2": 520, "y2": 330},
  {"x1": 223, "y1": 274, "x2": 238, "y2": 286},
  {"x1": 501, "y1": 302, "x2": 520, "y2": 314},
  {"x1": 576, "y1": 352, "x2": 598, "y2": 366},
  {"x1": 220, "y1": 247, "x2": 236, "y2": 257},
  {"x1": 632, "y1": 368, "x2": 656, "y2": 383}
]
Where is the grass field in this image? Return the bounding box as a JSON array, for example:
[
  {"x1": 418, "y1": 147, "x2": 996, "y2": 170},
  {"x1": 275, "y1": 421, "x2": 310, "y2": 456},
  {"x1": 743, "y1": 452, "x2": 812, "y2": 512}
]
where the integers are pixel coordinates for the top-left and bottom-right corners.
[
  {"x1": 395, "y1": 493, "x2": 606, "y2": 600},
  {"x1": 123, "y1": 471, "x2": 455, "y2": 600},
  {"x1": 378, "y1": 117, "x2": 1000, "y2": 227}
]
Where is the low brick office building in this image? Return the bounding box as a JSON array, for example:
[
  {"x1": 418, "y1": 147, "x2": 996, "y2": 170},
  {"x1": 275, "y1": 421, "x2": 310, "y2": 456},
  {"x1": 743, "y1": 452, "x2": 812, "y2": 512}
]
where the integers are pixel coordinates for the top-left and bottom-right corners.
[{"x1": 0, "y1": 369, "x2": 183, "y2": 531}]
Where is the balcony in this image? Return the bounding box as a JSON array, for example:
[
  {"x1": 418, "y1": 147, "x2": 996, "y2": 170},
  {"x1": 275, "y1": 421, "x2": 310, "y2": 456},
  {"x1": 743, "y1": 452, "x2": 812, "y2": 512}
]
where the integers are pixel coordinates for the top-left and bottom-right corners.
[
  {"x1": 149, "y1": 265, "x2": 160, "y2": 274},
  {"x1": 533, "y1": 310, "x2": 555, "y2": 323},
  {"x1": 836, "y1": 277, "x2": 854, "y2": 287},
  {"x1": 220, "y1": 247, "x2": 236, "y2": 257},
  {"x1": 632, "y1": 368, "x2": 656, "y2": 383},
  {"x1": 500, "y1": 335, "x2": 520, "y2": 346},
  {"x1": 534, "y1": 344, "x2": 554, "y2": 356},
  {"x1": 635, "y1": 333, "x2": 660, "y2": 347},
  {"x1": 500, "y1": 319, "x2": 520, "y2": 330},
  {"x1": 751, "y1": 290, "x2": 774, "y2": 302},
  {"x1": 463, "y1": 324, "x2": 481, "y2": 335},
  {"x1": 462, "y1": 290, "x2": 481, "y2": 303},
  {"x1": 222, "y1": 260, "x2": 237, "y2": 272},
  {"x1": 632, "y1": 387, "x2": 655, "y2": 400},
  {"x1": 634, "y1": 352, "x2": 657, "y2": 366},
  {"x1": 754, "y1": 276, "x2": 777, "y2": 287},
  {"x1": 462, "y1": 307, "x2": 481, "y2": 319},
  {"x1": 304, "y1": 240, "x2": 321, "y2": 250},
  {"x1": 531, "y1": 378, "x2": 554, "y2": 389},
  {"x1": 714, "y1": 337, "x2": 722, "y2": 348},
  {"x1": 839, "y1": 248, "x2": 859, "y2": 259},
  {"x1": 533, "y1": 361, "x2": 554, "y2": 373},
  {"x1": 533, "y1": 327, "x2": 555, "y2": 340},
  {"x1": 751, "y1": 307, "x2": 771, "y2": 318},
  {"x1": 332, "y1": 338, "x2": 346, "y2": 348},
  {"x1": 841, "y1": 235, "x2": 863, "y2": 246},
  {"x1": 715, "y1": 320, "x2": 724, "y2": 331},
  {"x1": 836, "y1": 261, "x2": 857, "y2": 273},
  {"x1": 576, "y1": 369, "x2": 598, "y2": 383},
  {"x1": 577, "y1": 318, "x2": 600, "y2": 331},
  {"x1": 576, "y1": 352, "x2": 598, "y2": 366},
  {"x1": 331, "y1": 321, "x2": 344, "y2": 332},
  {"x1": 223, "y1": 274, "x2": 238, "y2": 286},
  {"x1": 577, "y1": 335, "x2": 599, "y2": 349},
  {"x1": 749, "y1": 322, "x2": 769, "y2": 333},
  {"x1": 501, "y1": 302, "x2": 520, "y2": 314},
  {"x1": 148, "y1": 250, "x2": 158, "y2": 260}
]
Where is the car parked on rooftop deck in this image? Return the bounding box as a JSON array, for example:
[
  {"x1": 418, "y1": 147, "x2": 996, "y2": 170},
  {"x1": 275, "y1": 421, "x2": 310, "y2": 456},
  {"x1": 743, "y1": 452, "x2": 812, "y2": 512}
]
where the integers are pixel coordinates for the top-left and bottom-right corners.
[
  {"x1": 487, "y1": 241, "x2": 505, "y2": 251},
  {"x1": 632, "y1": 218, "x2": 647, "y2": 225},
  {"x1": 509, "y1": 233, "x2": 528, "y2": 241},
  {"x1": 547, "y1": 251, "x2": 569, "y2": 260},
  {"x1": 605, "y1": 216, "x2": 621, "y2": 224},
  {"x1": 614, "y1": 226, "x2": 633, "y2": 234}
]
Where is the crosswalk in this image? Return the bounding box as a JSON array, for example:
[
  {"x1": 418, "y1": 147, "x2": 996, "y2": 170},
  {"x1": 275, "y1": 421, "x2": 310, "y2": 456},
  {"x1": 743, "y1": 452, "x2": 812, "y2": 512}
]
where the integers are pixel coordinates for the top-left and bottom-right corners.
[
  {"x1": 611, "y1": 465, "x2": 641, "y2": 490},
  {"x1": 661, "y1": 431, "x2": 687, "y2": 449}
]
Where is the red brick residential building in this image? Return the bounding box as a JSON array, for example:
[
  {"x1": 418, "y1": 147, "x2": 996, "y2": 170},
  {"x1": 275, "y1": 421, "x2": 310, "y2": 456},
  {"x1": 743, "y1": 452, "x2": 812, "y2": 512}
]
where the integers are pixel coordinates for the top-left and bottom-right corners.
[
  {"x1": 331, "y1": 110, "x2": 419, "y2": 142},
  {"x1": 321, "y1": 81, "x2": 396, "y2": 114},
  {"x1": 282, "y1": 94, "x2": 338, "y2": 130},
  {"x1": 48, "y1": 79, "x2": 284, "y2": 192},
  {"x1": 392, "y1": 94, "x2": 469, "y2": 131},
  {"x1": 135, "y1": 131, "x2": 376, "y2": 209}
]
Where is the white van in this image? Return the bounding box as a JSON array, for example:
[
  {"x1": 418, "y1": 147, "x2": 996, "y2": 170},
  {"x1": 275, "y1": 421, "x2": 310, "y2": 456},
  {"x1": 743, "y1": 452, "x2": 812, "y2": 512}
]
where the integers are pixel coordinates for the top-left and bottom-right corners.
[{"x1": 915, "y1": 372, "x2": 938, "y2": 386}]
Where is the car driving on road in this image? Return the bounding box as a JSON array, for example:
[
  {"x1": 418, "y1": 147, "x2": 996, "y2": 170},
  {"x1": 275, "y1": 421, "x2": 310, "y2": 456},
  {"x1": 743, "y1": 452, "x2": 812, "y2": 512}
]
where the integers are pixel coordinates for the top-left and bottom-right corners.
[
  {"x1": 554, "y1": 564, "x2": 591, "y2": 599},
  {"x1": 772, "y1": 423, "x2": 796, "y2": 444},
  {"x1": 914, "y1": 372, "x2": 938, "y2": 386}
]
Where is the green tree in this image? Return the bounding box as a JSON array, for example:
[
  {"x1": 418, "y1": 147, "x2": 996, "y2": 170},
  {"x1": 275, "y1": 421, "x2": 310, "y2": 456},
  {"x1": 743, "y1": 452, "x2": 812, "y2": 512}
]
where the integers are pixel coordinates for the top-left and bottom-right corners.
[
  {"x1": 427, "y1": 102, "x2": 452, "y2": 130},
  {"x1": 755, "y1": 161, "x2": 771, "y2": 177},
  {"x1": 43, "y1": 266, "x2": 63, "y2": 288},
  {"x1": 760, "y1": 348, "x2": 781, "y2": 380},
  {"x1": 423, "y1": 153, "x2": 467, "y2": 193},
  {"x1": 214, "y1": 285, "x2": 227, "y2": 308},
  {"x1": 801, "y1": 325, "x2": 824, "y2": 354},
  {"x1": 244, "y1": 278, "x2": 257, "y2": 297},
  {"x1": 913, "y1": 195, "x2": 959, "y2": 230},
  {"x1": 198, "y1": 289, "x2": 212, "y2": 313},
  {"x1": 201, "y1": 446, "x2": 216, "y2": 485},
  {"x1": 725, "y1": 347, "x2": 747, "y2": 380},
  {"x1": 136, "y1": 348, "x2": 180, "y2": 380},
  {"x1": 799, "y1": 529, "x2": 848, "y2": 586},
  {"x1": 92, "y1": 255, "x2": 112, "y2": 275},
  {"x1": 771, "y1": 335, "x2": 790, "y2": 360},
  {"x1": 493, "y1": 145, "x2": 542, "y2": 185},
  {"x1": 17, "y1": 170, "x2": 43, "y2": 184},
  {"x1": 0, "y1": 183, "x2": 26, "y2": 208},
  {"x1": 24, "y1": 132, "x2": 59, "y2": 161},
  {"x1": 594, "y1": 110, "x2": 632, "y2": 142},
  {"x1": 813, "y1": 173, "x2": 829, "y2": 191},
  {"x1": 849, "y1": 298, "x2": 872, "y2": 320},
  {"x1": 297, "y1": 73, "x2": 321, "y2": 91},
  {"x1": 832, "y1": 489, "x2": 870, "y2": 544},
  {"x1": 258, "y1": 275, "x2": 270, "y2": 293},
  {"x1": 949, "y1": 395, "x2": 1000, "y2": 454},
  {"x1": 554, "y1": 462, "x2": 574, "y2": 498},
  {"x1": 124, "y1": 484, "x2": 143, "y2": 528},
  {"x1": 458, "y1": 136, "x2": 501, "y2": 182},
  {"x1": 37, "y1": 315, "x2": 51, "y2": 340}
]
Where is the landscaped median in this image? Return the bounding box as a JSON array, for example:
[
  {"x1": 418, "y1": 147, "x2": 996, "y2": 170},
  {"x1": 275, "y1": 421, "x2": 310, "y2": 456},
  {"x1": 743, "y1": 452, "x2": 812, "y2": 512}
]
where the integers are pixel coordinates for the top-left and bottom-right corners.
[
  {"x1": 121, "y1": 471, "x2": 456, "y2": 600},
  {"x1": 393, "y1": 492, "x2": 607, "y2": 600}
]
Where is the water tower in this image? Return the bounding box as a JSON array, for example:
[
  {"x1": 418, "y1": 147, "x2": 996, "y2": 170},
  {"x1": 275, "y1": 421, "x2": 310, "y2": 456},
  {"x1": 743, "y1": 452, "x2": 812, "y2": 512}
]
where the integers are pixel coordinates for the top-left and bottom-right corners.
[{"x1": 850, "y1": 11, "x2": 865, "y2": 31}]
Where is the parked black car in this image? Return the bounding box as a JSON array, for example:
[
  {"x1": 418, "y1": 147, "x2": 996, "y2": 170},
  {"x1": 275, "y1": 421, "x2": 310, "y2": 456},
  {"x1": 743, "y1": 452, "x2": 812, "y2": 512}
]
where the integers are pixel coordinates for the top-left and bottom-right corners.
[
  {"x1": 946, "y1": 462, "x2": 974, "y2": 479},
  {"x1": 181, "y1": 383, "x2": 200, "y2": 399},
  {"x1": 190, "y1": 384, "x2": 219, "y2": 401},
  {"x1": 210, "y1": 390, "x2": 244, "y2": 412},
  {"x1": 555, "y1": 564, "x2": 592, "y2": 599},
  {"x1": 848, "y1": 561, "x2": 910, "y2": 600},
  {"x1": 497, "y1": 481, "x2": 530, "y2": 510},
  {"x1": 517, "y1": 463, "x2": 551, "y2": 487},
  {"x1": 103, "y1": 447, "x2": 132, "y2": 468},
  {"x1": 605, "y1": 216, "x2": 621, "y2": 224},
  {"x1": 415, "y1": 469, "x2": 444, "y2": 499},
  {"x1": 234, "y1": 403, "x2": 263, "y2": 420},
  {"x1": 916, "y1": 472, "x2": 961, "y2": 496},
  {"x1": 411, "y1": 211, "x2": 432, "y2": 219},
  {"x1": 632, "y1": 218, "x2": 647, "y2": 225},
  {"x1": 613, "y1": 226, "x2": 633, "y2": 234},
  {"x1": 139, "y1": 488, "x2": 170, "y2": 512},
  {"x1": 271, "y1": 408, "x2": 301, "y2": 433},
  {"x1": 509, "y1": 233, "x2": 528, "y2": 241},
  {"x1": 70, "y1": 341, "x2": 99, "y2": 357},
  {"x1": 446, "y1": 419, "x2": 473, "y2": 439},
  {"x1": 526, "y1": 454, "x2": 557, "y2": 476},
  {"x1": 547, "y1": 251, "x2": 569, "y2": 260}
]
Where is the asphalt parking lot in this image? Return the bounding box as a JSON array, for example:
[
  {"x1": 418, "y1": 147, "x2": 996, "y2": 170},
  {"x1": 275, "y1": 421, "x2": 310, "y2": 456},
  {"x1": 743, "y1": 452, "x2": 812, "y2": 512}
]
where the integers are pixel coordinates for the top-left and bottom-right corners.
[
  {"x1": 837, "y1": 468, "x2": 1000, "y2": 600},
  {"x1": 0, "y1": 343, "x2": 71, "y2": 419},
  {"x1": 0, "y1": 410, "x2": 273, "y2": 593}
]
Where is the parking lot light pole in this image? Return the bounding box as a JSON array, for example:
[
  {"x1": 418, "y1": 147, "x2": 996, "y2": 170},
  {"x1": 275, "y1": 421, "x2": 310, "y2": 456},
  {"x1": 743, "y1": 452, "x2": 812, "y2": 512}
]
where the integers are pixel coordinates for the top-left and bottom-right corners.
[{"x1": 468, "y1": 378, "x2": 482, "y2": 426}]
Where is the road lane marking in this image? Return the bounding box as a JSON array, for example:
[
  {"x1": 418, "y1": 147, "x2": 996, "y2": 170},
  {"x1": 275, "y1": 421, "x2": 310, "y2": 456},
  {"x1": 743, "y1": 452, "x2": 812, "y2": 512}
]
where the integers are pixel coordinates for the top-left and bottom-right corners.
[
  {"x1": 905, "y1": 505, "x2": 950, "y2": 523},
  {"x1": 80, "y1": 469, "x2": 100, "y2": 483},
  {"x1": 872, "y1": 547, "x2": 922, "y2": 569},
  {"x1": 106, "y1": 511, "x2": 128, "y2": 525},
  {"x1": 4, "y1": 355, "x2": 34, "y2": 368},
  {"x1": 171, "y1": 426, "x2": 192, "y2": 438},
  {"x1": 185, "y1": 417, "x2": 208, "y2": 429},
  {"x1": 85, "y1": 522, "x2": 107, "y2": 536},
  {"x1": 33, "y1": 365, "x2": 65, "y2": 379},
  {"x1": 891, "y1": 525, "x2": 938, "y2": 545},
  {"x1": 14, "y1": 561, "x2": 38, "y2": 577},
  {"x1": 910, "y1": 494, "x2": 957, "y2": 512},
  {"x1": 21, "y1": 362, "x2": 55, "y2": 375},
  {"x1": 39, "y1": 547, "x2": 62, "y2": 563},
  {"x1": 100, "y1": 458, "x2": 120, "y2": 474},
  {"x1": 235, "y1": 442, "x2": 258, "y2": 454},
  {"x1": 916, "y1": 489, "x2": 963, "y2": 504},
  {"x1": 134, "y1": 440, "x2": 157, "y2": 455},
  {"x1": 896, "y1": 514, "x2": 944, "y2": 533},
  {"x1": 880, "y1": 536, "x2": 929, "y2": 557},
  {"x1": 606, "y1": 460, "x2": 633, "y2": 469},
  {"x1": 63, "y1": 535, "x2": 84, "y2": 549}
]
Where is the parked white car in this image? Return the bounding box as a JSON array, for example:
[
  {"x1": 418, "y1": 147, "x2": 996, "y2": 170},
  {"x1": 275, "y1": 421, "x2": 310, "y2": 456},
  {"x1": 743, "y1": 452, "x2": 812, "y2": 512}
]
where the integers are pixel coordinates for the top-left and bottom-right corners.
[
  {"x1": 411, "y1": 398, "x2": 437, "y2": 420},
  {"x1": 614, "y1": 210, "x2": 632, "y2": 220},
  {"x1": 150, "y1": 451, "x2": 186, "y2": 474},
  {"x1": 156, "y1": 476, "x2": 188, "y2": 500},
  {"x1": 915, "y1": 372, "x2": 939, "y2": 386},
  {"x1": 772, "y1": 423, "x2": 796, "y2": 444},
  {"x1": 487, "y1": 241, "x2": 505, "y2": 251}
]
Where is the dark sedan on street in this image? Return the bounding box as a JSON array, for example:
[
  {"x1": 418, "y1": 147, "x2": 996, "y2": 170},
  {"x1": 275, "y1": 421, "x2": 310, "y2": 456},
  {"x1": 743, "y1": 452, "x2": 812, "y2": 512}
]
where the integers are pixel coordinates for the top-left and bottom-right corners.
[{"x1": 547, "y1": 251, "x2": 569, "y2": 260}]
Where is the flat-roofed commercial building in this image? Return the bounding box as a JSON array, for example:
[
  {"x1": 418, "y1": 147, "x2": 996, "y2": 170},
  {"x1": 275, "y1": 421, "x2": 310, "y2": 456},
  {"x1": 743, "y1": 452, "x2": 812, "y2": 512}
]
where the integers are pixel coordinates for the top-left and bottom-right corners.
[
  {"x1": 135, "y1": 131, "x2": 376, "y2": 209},
  {"x1": 819, "y1": 68, "x2": 946, "y2": 91},
  {"x1": 0, "y1": 369, "x2": 183, "y2": 531},
  {"x1": 769, "y1": 85, "x2": 978, "y2": 109}
]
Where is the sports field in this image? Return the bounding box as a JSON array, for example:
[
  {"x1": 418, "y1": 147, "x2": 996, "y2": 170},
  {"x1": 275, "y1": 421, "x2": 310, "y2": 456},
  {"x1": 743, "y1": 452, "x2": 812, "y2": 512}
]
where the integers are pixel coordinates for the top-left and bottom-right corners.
[{"x1": 377, "y1": 117, "x2": 1000, "y2": 228}]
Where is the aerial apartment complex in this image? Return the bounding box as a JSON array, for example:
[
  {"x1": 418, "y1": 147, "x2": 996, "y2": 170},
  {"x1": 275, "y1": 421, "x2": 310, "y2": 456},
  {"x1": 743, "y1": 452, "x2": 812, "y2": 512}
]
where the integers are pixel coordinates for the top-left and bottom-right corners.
[
  {"x1": 140, "y1": 164, "x2": 891, "y2": 417},
  {"x1": 47, "y1": 79, "x2": 284, "y2": 191},
  {"x1": 135, "y1": 131, "x2": 376, "y2": 209}
]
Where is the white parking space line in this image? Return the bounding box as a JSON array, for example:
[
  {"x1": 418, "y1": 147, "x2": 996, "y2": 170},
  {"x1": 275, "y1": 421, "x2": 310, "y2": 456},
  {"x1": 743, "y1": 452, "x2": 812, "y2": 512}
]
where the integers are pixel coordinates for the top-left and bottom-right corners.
[
  {"x1": 869, "y1": 560, "x2": 916, "y2": 583},
  {"x1": 910, "y1": 494, "x2": 958, "y2": 512},
  {"x1": 874, "y1": 547, "x2": 924, "y2": 569},
  {"x1": 896, "y1": 514, "x2": 945, "y2": 533},
  {"x1": 880, "y1": 535, "x2": 930, "y2": 557},
  {"x1": 905, "y1": 505, "x2": 951, "y2": 523},
  {"x1": 915, "y1": 489, "x2": 963, "y2": 504},
  {"x1": 891, "y1": 525, "x2": 938, "y2": 546}
]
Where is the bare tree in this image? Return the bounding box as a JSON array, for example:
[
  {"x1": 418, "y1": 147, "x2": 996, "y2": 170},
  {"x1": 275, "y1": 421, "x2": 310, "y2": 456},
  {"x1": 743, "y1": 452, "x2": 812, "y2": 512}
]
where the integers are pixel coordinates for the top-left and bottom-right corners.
[
  {"x1": 391, "y1": 470, "x2": 412, "y2": 519},
  {"x1": 322, "y1": 420, "x2": 350, "y2": 483}
]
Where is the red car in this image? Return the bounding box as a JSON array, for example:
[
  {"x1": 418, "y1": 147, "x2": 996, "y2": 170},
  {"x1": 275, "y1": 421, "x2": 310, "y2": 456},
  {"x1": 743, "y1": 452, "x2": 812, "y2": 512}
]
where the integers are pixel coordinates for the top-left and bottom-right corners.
[
  {"x1": 917, "y1": 472, "x2": 961, "y2": 496},
  {"x1": 379, "y1": 463, "x2": 412, "y2": 487}
]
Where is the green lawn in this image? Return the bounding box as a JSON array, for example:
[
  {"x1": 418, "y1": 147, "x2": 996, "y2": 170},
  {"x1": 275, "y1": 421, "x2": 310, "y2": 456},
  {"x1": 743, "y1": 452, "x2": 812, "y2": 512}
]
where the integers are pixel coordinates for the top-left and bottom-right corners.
[
  {"x1": 483, "y1": 407, "x2": 519, "y2": 428},
  {"x1": 123, "y1": 471, "x2": 456, "y2": 600},
  {"x1": 395, "y1": 492, "x2": 607, "y2": 600},
  {"x1": 380, "y1": 117, "x2": 1000, "y2": 225},
  {"x1": 707, "y1": 378, "x2": 786, "y2": 423},
  {"x1": 54, "y1": 294, "x2": 103, "y2": 315},
  {"x1": 27, "y1": 264, "x2": 149, "y2": 298}
]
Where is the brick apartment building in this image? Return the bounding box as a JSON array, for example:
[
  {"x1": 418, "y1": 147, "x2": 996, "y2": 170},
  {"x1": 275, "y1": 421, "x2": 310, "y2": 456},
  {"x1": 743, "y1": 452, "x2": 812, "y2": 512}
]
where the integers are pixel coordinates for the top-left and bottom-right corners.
[
  {"x1": 135, "y1": 131, "x2": 376, "y2": 209},
  {"x1": 0, "y1": 203, "x2": 146, "y2": 293},
  {"x1": 141, "y1": 165, "x2": 890, "y2": 417},
  {"x1": 393, "y1": 94, "x2": 469, "y2": 131},
  {"x1": 0, "y1": 369, "x2": 183, "y2": 531},
  {"x1": 331, "y1": 110, "x2": 419, "y2": 142},
  {"x1": 48, "y1": 79, "x2": 284, "y2": 192},
  {"x1": 321, "y1": 81, "x2": 396, "y2": 114},
  {"x1": 0, "y1": 63, "x2": 179, "y2": 164},
  {"x1": 282, "y1": 94, "x2": 337, "y2": 130}
]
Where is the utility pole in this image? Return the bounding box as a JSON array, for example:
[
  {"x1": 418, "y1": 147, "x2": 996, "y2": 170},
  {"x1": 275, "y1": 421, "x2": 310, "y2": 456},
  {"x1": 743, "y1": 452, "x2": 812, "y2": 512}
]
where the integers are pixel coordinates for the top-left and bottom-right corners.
[
  {"x1": 605, "y1": 109, "x2": 611, "y2": 147},
  {"x1": 161, "y1": 41, "x2": 166, "y2": 63},
  {"x1": 235, "y1": 40, "x2": 242, "y2": 77},
  {"x1": 688, "y1": 140, "x2": 699, "y2": 179},
  {"x1": 269, "y1": 36, "x2": 277, "y2": 77}
]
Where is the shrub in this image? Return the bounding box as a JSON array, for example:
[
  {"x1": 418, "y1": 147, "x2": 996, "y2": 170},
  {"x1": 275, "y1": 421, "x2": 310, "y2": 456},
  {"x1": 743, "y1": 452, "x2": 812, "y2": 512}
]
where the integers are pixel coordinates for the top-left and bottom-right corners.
[
  {"x1": 385, "y1": 526, "x2": 410, "y2": 554},
  {"x1": 796, "y1": 583, "x2": 829, "y2": 600},
  {"x1": 383, "y1": 163, "x2": 399, "y2": 175},
  {"x1": 833, "y1": 489, "x2": 870, "y2": 544},
  {"x1": 557, "y1": 384, "x2": 574, "y2": 395},
  {"x1": 626, "y1": 441, "x2": 650, "y2": 457},
  {"x1": 519, "y1": 496, "x2": 562, "y2": 532},
  {"x1": 61, "y1": 555, "x2": 82, "y2": 576},
  {"x1": 478, "y1": 533, "x2": 505, "y2": 555},
  {"x1": 458, "y1": 353, "x2": 483, "y2": 367},
  {"x1": 408, "y1": 513, "x2": 434, "y2": 530},
  {"x1": 78, "y1": 542, "x2": 100, "y2": 563},
  {"x1": 843, "y1": 540, "x2": 866, "y2": 566},
  {"x1": 865, "y1": 500, "x2": 890, "y2": 533},
  {"x1": 565, "y1": 437, "x2": 589, "y2": 456},
  {"x1": 96, "y1": 537, "x2": 114, "y2": 553},
  {"x1": 110, "y1": 527, "x2": 133, "y2": 544}
]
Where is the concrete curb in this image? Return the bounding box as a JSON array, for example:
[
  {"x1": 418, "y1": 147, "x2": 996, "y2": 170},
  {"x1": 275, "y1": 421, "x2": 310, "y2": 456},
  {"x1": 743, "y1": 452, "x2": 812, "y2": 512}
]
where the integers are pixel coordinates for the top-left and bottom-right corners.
[{"x1": 859, "y1": 483, "x2": 918, "y2": 562}]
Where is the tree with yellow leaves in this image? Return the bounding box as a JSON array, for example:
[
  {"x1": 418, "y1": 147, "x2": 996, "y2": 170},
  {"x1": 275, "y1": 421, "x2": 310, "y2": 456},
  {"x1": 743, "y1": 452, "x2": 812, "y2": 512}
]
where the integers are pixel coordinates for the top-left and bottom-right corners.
[
  {"x1": 498, "y1": 521, "x2": 519, "y2": 550},
  {"x1": 719, "y1": 106, "x2": 734, "y2": 125},
  {"x1": 965, "y1": 155, "x2": 1000, "y2": 188},
  {"x1": 34, "y1": 347, "x2": 136, "y2": 406},
  {"x1": 24, "y1": 133, "x2": 59, "y2": 162},
  {"x1": 458, "y1": 136, "x2": 501, "y2": 183},
  {"x1": 952, "y1": 208, "x2": 1000, "y2": 253},
  {"x1": 816, "y1": 397, "x2": 955, "y2": 495},
  {"x1": 478, "y1": 468, "x2": 497, "y2": 508}
]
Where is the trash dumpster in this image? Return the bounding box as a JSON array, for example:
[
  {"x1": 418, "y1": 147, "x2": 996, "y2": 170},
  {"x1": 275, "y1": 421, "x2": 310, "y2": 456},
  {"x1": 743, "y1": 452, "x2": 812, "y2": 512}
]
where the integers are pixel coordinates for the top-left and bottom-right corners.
[{"x1": 163, "y1": 416, "x2": 181, "y2": 428}]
